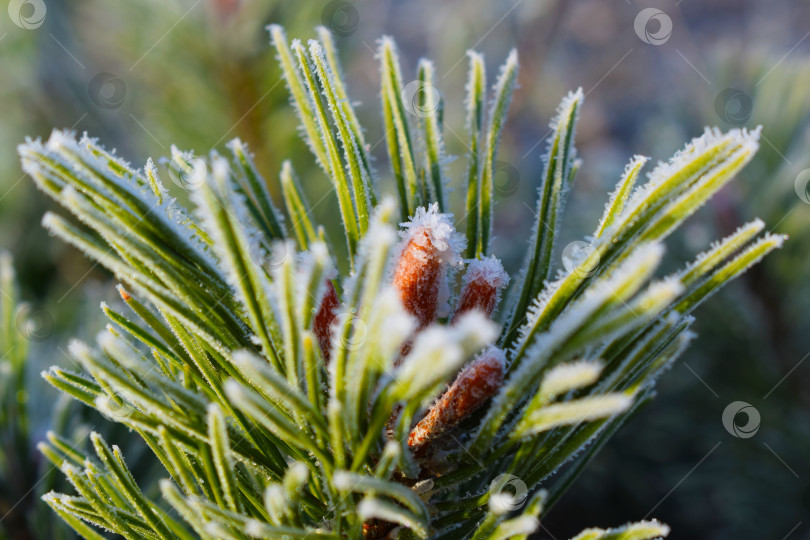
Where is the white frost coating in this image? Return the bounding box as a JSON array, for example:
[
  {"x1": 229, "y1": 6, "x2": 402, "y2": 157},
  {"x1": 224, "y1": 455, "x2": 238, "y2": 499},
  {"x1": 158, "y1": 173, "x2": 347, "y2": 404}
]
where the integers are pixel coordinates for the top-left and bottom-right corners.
[
  {"x1": 143, "y1": 157, "x2": 169, "y2": 201},
  {"x1": 211, "y1": 153, "x2": 230, "y2": 187},
  {"x1": 495, "y1": 515, "x2": 540, "y2": 535},
  {"x1": 436, "y1": 267, "x2": 453, "y2": 319},
  {"x1": 680, "y1": 218, "x2": 765, "y2": 282},
  {"x1": 59, "y1": 185, "x2": 92, "y2": 222},
  {"x1": 357, "y1": 497, "x2": 387, "y2": 520},
  {"x1": 345, "y1": 198, "x2": 398, "y2": 299},
  {"x1": 226, "y1": 139, "x2": 286, "y2": 226},
  {"x1": 540, "y1": 360, "x2": 604, "y2": 400},
  {"x1": 634, "y1": 277, "x2": 684, "y2": 313},
  {"x1": 308, "y1": 242, "x2": 335, "y2": 279},
  {"x1": 595, "y1": 154, "x2": 649, "y2": 235},
  {"x1": 398, "y1": 203, "x2": 465, "y2": 265},
  {"x1": 477, "y1": 344, "x2": 507, "y2": 372},
  {"x1": 348, "y1": 197, "x2": 397, "y2": 260},
  {"x1": 367, "y1": 219, "x2": 399, "y2": 253},
  {"x1": 191, "y1": 153, "x2": 271, "y2": 296},
  {"x1": 97, "y1": 331, "x2": 126, "y2": 357},
  {"x1": 679, "y1": 232, "x2": 785, "y2": 315},
  {"x1": 458, "y1": 256, "x2": 509, "y2": 316},
  {"x1": 377, "y1": 35, "x2": 400, "y2": 67},
  {"x1": 76, "y1": 132, "x2": 131, "y2": 174},
  {"x1": 363, "y1": 222, "x2": 398, "y2": 261},
  {"x1": 396, "y1": 326, "x2": 463, "y2": 397},
  {"x1": 625, "y1": 127, "x2": 761, "y2": 215},
  {"x1": 396, "y1": 311, "x2": 497, "y2": 397},
  {"x1": 463, "y1": 51, "x2": 485, "y2": 112},
  {"x1": 307, "y1": 39, "x2": 375, "y2": 206},
  {"x1": 649, "y1": 329, "x2": 697, "y2": 382},
  {"x1": 488, "y1": 48, "x2": 520, "y2": 114},
  {"x1": 462, "y1": 255, "x2": 510, "y2": 289},
  {"x1": 530, "y1": 87, "x2": 583, "y2": 182},
  {"x1": 203, "y1": 522, "x2": 229, "y2": 536},
  {"x1": 267, "y1": 240, "x2": 299, "y2": 323},
  {"x1": 264, "y1": 484, "x2": 286, "y2": 511},
  {"x1": 519, "y1": 242, "x2": 664, "y2": 353},
  {"x1": 332, "y1": 471, "x2": 354, "y2": 490},
  {"x1": 510, "y1": 242, "x2": 665, "y2": 389},
  {"x1": 506, "y1": 88, "x2": 582, "y2": 328},
  {"x1": 59, "y1": 462, "x2": 81, "y2": 476},
  {"x1": 67, "y1": 338, "x2": 91, "y2": 359},
  {"x1": 245, "y1": 520, "x2": 267, "y2": 537},
  {"x1": 577, "y1": 520, "x2": 670, "y2": 539},
  {"x1": 529, "y1": 88, "x2": 582, "y2": 217},
  {"x1": 596, "y1": 311, "x2": 689, "y2": 393},
  {"x1": 522, "y1": 393, "x2": 634, "y2": 434},
  {"x1": 268, "y1": 25, "x2": 326, "y2": 170},
  {"x1": 226, "y1": 138, "x2": 249, "y2": 156},
  {"x1": 765, "y1": 232, "x2": 787, "y2": 249},
  {"x1": 414, "y1": 58, "x2": 450, "y2": 209},
  {"x1": 286, "y1": 461, "x2": 309, "y2": 486},
  {"x1": 372, "y1": 287, "x2": 417, "y2": 361},
  {"x1": 41, "y1": 492, "x2": 59, "y2": 504},
  {"x1": 545, "y1": 88, "x2": 583, "y2": 140},
  {"x1": 23, "y1": 131, "x2": 222, "y2": 279},
  {"x1": 449, "y1": 310, "x2": 499, "y2": 356},
  {"x1": 296, "y1": 242, "x2": 335, "y2": 305}
]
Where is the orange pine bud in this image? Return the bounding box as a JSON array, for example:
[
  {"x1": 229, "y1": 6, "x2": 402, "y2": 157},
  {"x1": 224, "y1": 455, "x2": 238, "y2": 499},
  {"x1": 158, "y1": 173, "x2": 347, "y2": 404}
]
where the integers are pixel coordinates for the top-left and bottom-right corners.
[
  {"x1": 392, "y1": 204, "x2": 463, "y2": 329},
  {"x1": 313, "y1": 280, "x2": 339, "y2": 363},
  {"x1": 408, "y1": 346, "x2": 506, "y2": 450},
  {"x1": 392, "y1": 231, "x2": 443, "y2": 329},
  {"x1": 451, "y1": 256, "x2": 509, "y2": 322}
]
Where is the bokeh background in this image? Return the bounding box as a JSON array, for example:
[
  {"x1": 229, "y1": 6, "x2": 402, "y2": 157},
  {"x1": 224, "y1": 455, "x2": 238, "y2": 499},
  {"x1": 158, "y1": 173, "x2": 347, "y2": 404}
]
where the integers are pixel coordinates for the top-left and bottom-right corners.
[{"x1": 1, "y1": 0, "x2": 809, "y2": 538}]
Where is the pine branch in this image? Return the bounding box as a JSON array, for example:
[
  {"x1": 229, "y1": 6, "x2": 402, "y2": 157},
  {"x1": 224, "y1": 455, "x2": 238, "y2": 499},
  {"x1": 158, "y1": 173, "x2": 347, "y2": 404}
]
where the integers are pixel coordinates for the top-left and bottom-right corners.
[{"x1": 17, "y1": 26, "x2": 783, "y2": 540}]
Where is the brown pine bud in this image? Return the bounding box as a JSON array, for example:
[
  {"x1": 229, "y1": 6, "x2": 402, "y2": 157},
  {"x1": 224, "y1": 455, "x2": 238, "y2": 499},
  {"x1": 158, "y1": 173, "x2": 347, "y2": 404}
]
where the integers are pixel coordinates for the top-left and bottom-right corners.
[
  {"x1": 408, "y1": 346, "x2": 506, "y2": 450},
  {"x1": 392, "y1": 204, "x2": 464, "y2": 329},
  {"x1": 313, "y1": 280, "x2": 339, "y2": 363},
  {"x1": 451, "y1": 256, "x2": 509, "y2": 322}
]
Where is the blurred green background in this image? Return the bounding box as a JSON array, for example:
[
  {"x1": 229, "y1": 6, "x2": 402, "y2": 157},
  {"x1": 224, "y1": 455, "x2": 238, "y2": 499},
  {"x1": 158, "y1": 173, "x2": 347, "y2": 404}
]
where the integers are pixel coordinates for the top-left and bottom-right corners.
[{"x1": 0, "y1": 0, "x2": 808, "y2": 538}]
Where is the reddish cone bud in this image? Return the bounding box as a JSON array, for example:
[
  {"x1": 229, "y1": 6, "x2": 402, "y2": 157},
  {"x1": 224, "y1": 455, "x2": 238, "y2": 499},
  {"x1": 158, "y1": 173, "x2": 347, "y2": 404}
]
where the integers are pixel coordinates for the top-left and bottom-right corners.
[
  {"x1": 451, "y1": 256, "x2": 509, "y2": 322},
  {"x1": 392, "y1": 204, "x2": 464, "y2": 329},
  {"x1": 313, "y1": 280, "x2": 339, "y2": 363},
  {"x1": 392, "y1": 231, "x2": 443, "y2": 329},
  {"x1": 408, "y1": 346, "x2": 506, "y2": 450}
]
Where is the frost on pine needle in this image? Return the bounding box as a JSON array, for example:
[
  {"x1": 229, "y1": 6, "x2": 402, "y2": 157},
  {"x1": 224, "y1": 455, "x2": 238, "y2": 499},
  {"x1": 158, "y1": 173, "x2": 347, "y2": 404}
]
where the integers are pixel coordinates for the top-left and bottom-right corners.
[
  {"x1": 394, "y1": 311, "x2": 497, "y2": 402},
  {"x1": 594, "y1": 154, "x2": 649, "y2": 238},
  {"x1": 503, "y1": 88, "x2": 582, "y2": 345},
  {"x1": 679, "y1": 218, "x2": 764, "y2": 285},
  {"x1": 572, "y1": 520, "x2": 671, "y2": 540},
  {"x1": 537, "y1": 360, "x2": 604, "y2": 403},
  {"x1": 622, "y1": 127, "x2": 761, "y2": 226},
  {"x1": 516, "y1": 392, "x2": 634, "y2": 438},
  {"x1": 20, "y1": 26, "x2": 784, "y2": 540}
]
